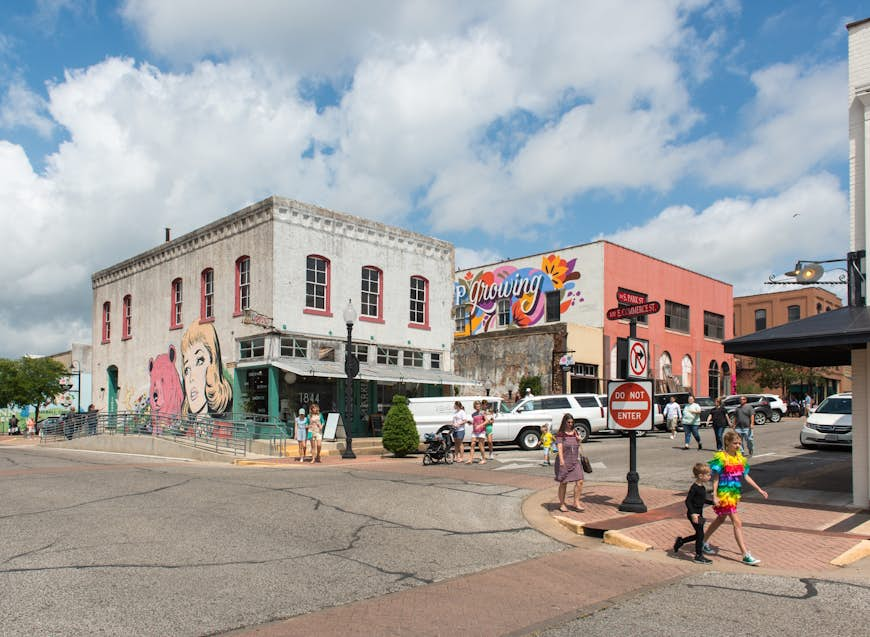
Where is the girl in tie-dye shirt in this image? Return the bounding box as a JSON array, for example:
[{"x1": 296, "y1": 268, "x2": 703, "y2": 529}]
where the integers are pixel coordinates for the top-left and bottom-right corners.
[{"x1": 702, "y1": 430, "x2": 769, "y2": 566}]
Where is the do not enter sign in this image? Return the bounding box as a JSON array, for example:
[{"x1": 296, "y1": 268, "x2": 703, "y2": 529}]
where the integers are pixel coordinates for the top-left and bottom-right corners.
[{"x1": 607, "y1": 380, "x2": 653, "y2": 431}]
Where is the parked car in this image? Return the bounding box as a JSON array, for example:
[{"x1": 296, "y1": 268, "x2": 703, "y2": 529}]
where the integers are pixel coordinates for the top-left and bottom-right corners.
[
  {"x1": 409, "y1": 396, "x2": 509, "y2": 442},
  {"x1": 800, "y1": 393, "x2": 852, "y2": 449},
  {"x1": 721, "y1": 394, "x2": 774, "y2": 425},
  {"x1": 761, "y1": 394, "x2": 786, "y2": 422},
  {"x1": 507, "y1": 393, "x2": 608, "y2": 444}
]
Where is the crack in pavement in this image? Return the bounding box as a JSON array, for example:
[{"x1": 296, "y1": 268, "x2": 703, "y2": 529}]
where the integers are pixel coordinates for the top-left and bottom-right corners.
[
  {"x1": 687, "y1": 576, "x2": 870, "y2": 600},
  {"x1": 1, "y1": 542, "x2": 57, "y2": 566}
]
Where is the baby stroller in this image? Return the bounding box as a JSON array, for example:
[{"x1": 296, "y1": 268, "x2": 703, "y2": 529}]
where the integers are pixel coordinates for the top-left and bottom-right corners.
[{"x1": 422, "y1": 424, "x2": 455, "y2": 465}]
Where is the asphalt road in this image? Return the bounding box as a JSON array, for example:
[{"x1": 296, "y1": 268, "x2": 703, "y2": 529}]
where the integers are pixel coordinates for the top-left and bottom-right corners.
[
  {"x1": 0, "y1": 445, "x2": 559, "y2": 636},
  {"x1": 478, "y1": 416, "x2": 852, "y2": 501}
]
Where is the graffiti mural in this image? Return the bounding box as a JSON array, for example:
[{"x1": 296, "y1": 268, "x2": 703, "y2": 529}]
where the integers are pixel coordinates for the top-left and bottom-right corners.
[
  {"x1": 144, "y1": 320, "x2": 233, "y2": 419},
  {"x1": 454, "y1": 253, "x2": 584, "y2": 334}
]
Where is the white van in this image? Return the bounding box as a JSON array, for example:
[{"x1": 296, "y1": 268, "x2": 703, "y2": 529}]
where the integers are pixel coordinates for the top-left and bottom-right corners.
[{"x1": 408, "y1": 396, "x2": 550, "y2": 450}]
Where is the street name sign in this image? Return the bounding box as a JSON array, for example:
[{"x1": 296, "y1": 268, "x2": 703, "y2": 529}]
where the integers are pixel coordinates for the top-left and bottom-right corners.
[
  {"x1": 616, "y1": 290, "x2": 647, "y2": 305},
  {"x1": 606, "y1": 301, "x2": 661, "y2": 321},
  {"x1": 607, "y1": 380, "x2": 653, "y2": 431}
]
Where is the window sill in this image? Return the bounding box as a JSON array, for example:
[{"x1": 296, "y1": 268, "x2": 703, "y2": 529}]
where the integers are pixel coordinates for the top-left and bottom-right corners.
[
  {"x1": 169, "y1": 324, "x2": 183, "y2": 331},
  {"x1": 121, "y1": 335, "x2": 132, "y2": 341},
  {"x1": 200, "y1": 317, "x2": 216, "y2": 324},
  {"x1": 359, "y1": 316, "x2": 385, "y2": 324},
  {"x1": 704, "y1": 336, "x2": 724, "y2": 344},
  {"x1": 303, "y1": 308, "x2": 333, "y2": 317},
  {"x1": 408, "y1": 322, "x2": 430, "y2": 331},
  {"x1": 664, "y1": 327, "x2": 690, "y2": 336},
  {"x1": 233, "y1": 311, "x2": 244, "y2": 318},
  {"x1": 101, "y1": 339, "x2": 110, "y2": 345}
]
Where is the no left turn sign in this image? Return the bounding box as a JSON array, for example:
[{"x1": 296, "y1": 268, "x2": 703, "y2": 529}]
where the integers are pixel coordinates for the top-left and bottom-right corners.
[{"x1": 607, "y1": 380, "x2": 653, "y2": 431}]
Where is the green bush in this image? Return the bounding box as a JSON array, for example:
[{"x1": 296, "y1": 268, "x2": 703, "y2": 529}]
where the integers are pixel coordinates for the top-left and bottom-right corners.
[
  {"x1": 518, "y1": 374, "x2": 542, "y2": 397},
  {"x1": 381, "y1": 395, "x2": 419, "y2": 457}
]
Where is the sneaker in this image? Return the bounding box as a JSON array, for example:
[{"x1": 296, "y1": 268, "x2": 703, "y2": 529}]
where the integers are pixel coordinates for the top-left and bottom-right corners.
[
  {"x1": 673, "y1": 537, "x2": 684, "y2": 553},
  {"x1": 698, "y1": 443, "x2": 703, "y2": 450},
  {"x1": 742, "y1": 554, "x2": 761, "y2": 566},
  {"x1": 702, "y1": 543, "x2": 715, "y2": 555},
  {"x1": 683, "y1": 444, "x2": 690, "y2": 450},
  {"x1": 670, "y1": 434, "x2": 675, "y2": 439},
  {"x1": 693, "y1": 555, "x2": 713, "y2": 564}
]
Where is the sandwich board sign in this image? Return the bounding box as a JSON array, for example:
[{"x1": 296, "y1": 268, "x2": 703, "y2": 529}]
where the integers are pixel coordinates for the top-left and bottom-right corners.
[
  {"x1": 627, "y1": 338, "x2": 649, "y2": 379},
  {"x1": 607, "y1": 380, "x2": 654, "y2": 431}
]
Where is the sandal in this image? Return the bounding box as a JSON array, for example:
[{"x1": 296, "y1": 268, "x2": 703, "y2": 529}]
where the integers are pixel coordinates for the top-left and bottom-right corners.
[
  {"x1": 573, "y1": 504, "x2": 585, "y2": 512},
  {"x1": 558, "y1": 505, "x2": 569, "y2": 513}
]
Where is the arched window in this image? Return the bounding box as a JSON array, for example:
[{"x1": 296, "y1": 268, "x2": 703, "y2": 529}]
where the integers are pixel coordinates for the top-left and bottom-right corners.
[
  {"x1": 304, "y1": 254, "x2": 331, "y2": 315},
  {"x1": 409, "y1": 275, "x2": 429, "y2": 329},
  {"x1": 659, "y1": 351, "x2": 672, "y2": 380},
  {"x1": 721, "y1": 361, "x2": 731, "y2": 397},
  {"x1": 235, "y1": 256, "x2": 251, "y2": 316},
  {"x1": 122, "y1": 295, "x2": 132, "y2": 340},
  {"x1": 171, "y1": 278, "x2": 183, "y2": 329},
  {"x1": 201, "y1": 268, "x2": 214, "y2": 321},
  {"x1": 708, "y1": 361, "x2": 719, "y2": 398},
  {"x1": 360, "y1": 266, "x2": 384, "y2": 322},
  {"x1": 681, "y1": 355, "x2": 693, "y2": 392},
  {"x1": 101, "y1": 301, "x2": 111, "y2": 343}
]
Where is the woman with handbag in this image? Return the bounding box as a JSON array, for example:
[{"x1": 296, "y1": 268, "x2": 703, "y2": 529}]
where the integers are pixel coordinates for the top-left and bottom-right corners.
[{"x1": 554, "y1": 413, "x2": 586, "y2": 512}]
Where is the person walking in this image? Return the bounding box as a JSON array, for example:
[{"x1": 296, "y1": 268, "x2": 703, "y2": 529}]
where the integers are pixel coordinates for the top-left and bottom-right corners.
[
  {"x1": 733, "y1": 395, "x2": 755, "y2": 456},
  {"x1": 673, "y1": 462, "x2": 713, "y2": 564},
  {"x1": 663, "y1": 396, "x2": 681, "y2": 440},
  {"x1": 554, "y1": 414, "x2": 584, "y2": 512},
  {"x1": 451, "y1": 401, "x2": 470, "y2": 463},
  {"x1": 483, "y1": 401, "x2": 495, "y2": 460},
  {"x1": 467, "y1": 401, "x2": 487, "y2": 464},
  {"x1": 705, "y1": 397, "x2": 729, "y2": 451},
  {"x1": 294, "y1": 408, "x2": 308, "y2": 462},
  {"x1": 682, "y1": 395, "x2": 702, "y2": 450},
  {"x1": 702, "y1": 430, "x2": 768, "y2": 566},
  {"x1": 307, "y1": 403, "x2": 324, "y2": 463},
  {"x1": 7, "y1": 414, "x2": 20, "y2": 435},
  {"x1": 540, "y1": 424, "x2": 555, "y2": 466}
]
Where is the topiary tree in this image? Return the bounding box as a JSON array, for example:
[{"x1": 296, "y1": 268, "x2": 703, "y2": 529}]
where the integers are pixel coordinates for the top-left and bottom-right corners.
[{"x1": 381, "y1": 394, "x2": 419, "y2": 457}]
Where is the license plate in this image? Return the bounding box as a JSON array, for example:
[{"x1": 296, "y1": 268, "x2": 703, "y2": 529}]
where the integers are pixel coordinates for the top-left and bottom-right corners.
[{"x1": 824, "y1": 434, "x2": 839, "y2": 441}]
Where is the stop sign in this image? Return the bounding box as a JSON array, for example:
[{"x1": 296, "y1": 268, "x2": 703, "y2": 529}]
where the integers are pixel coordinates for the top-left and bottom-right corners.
[{"x1": 607, "y1": 380, "x2": 653, "y2": 431}]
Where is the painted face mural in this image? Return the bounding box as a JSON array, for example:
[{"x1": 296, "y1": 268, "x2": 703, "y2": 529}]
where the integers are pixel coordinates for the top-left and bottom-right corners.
[
  {"x1": 148, "y1": 345, "x2": 183, "y2": 418},
  {"x1": 180, "y1": 320, "x2": 233, "y2": 417},
  {"x1": 454, "y1": 253, "x2": 583, "y2": 334}
]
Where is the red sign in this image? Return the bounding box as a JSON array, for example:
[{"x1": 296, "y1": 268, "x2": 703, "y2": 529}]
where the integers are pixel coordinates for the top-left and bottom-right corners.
[
  {"x1": 607, "y1": 380, "x2": 653, "y2": 431},
  {"x1": 606, "y1": 301, "x2": 661, "y2": 321},
  {"x1": 616, "y1": 290, "x2": 647, "y2": 305}
]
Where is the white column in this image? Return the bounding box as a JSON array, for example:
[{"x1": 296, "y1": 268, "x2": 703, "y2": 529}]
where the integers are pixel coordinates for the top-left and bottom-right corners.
[{"x1": 852, "y1": 349, "x2": 870, "y2": 508}]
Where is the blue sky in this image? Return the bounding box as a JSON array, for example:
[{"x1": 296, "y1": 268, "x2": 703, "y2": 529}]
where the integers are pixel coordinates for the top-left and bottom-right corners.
[{"x1": 0, "y1": 0, "x2": 865, "y2": 357}]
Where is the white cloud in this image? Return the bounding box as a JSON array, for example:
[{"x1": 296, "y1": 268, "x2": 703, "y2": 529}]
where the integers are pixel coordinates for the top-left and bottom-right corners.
[
  {"x1": 603, "y1": 172, "x2": 849, "y2": 295},
  {"x1": 455, "y1": 246, "x2": 503, "y2": 271},
  {"x1": 0, "y1": 80, "x2": 55, "y2": 137}
]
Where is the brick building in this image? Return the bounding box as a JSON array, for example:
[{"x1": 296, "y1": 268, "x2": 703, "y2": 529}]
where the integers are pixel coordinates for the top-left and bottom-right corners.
[
  {"x1": 91, "y1": 196, "x2": 470, "y2": 435},
  {"x1": 453, "y1": 241, "x2": 734, "y2": 400}
]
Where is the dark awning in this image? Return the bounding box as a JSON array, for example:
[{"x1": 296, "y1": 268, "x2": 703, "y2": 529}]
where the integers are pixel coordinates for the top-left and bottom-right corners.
[{"x1": 724, "y1": 306, "x2": 870, "y2": 366}]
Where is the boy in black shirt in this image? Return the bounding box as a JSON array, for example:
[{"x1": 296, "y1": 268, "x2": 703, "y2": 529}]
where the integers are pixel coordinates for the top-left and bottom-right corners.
[{"x1": 673, "y1": 462, "x2": 713, "y2": 564}]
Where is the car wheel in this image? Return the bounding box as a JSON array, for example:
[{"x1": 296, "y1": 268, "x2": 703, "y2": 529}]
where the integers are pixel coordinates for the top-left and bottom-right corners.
[
  {"x1": 518, "y1": 427, "x2": 542, "y2": 450},
  {"x1": 577, "y1": 421, "x2": 592, "y2": 443},
  {"x1": 769, "y1": 410, "x2": 782, "y2": 423},
  {"x1": 754, "y1": 412, "x2": 767, "y2": 426}
]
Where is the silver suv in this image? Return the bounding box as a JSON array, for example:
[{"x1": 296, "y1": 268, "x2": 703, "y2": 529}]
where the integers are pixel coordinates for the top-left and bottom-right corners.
[{"x1": 510, "y1": 394, "x2": 607, "y2": 443}]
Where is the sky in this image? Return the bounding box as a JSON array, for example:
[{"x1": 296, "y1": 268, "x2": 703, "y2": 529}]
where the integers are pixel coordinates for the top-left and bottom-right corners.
[{"x1": 0, "y1": 0, "x2": 865, "y2": 358}]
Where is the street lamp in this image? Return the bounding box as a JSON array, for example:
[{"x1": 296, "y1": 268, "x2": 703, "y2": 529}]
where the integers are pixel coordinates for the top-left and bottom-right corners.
[
  {"x1": 767, "y1": 251, "x2": 866, "y2": 306},
  {"x1": 69, "y1": 361, "x2": 82, "y2": 413},
  {"x1": 342, "y1": 299, "x2": 359, "y2": 459}
]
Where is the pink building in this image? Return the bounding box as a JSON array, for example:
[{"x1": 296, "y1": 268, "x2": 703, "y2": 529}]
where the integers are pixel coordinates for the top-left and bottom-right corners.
[{"x1": 453, "y1": 240, "x2": 733, "y2": 399}]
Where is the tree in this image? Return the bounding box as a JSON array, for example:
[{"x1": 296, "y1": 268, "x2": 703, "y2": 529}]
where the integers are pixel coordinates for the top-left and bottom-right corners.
[
  {"x1": 0, "y1": 357, "x2": 67, "y2": 424},
  {"x1": 381, "y1": 395, "x2": 420, "y2": 457},
  {"x1": 518, "y1": 374, "x2": 542, "y2": 397},
  {"x1": 753, "y1": 358, "x2": 802, "y2": 397}
]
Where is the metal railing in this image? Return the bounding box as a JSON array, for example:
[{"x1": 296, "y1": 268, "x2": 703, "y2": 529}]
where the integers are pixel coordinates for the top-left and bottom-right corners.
[{"x1": 38, "y1": 411, "x2": 291, "y2": 457}]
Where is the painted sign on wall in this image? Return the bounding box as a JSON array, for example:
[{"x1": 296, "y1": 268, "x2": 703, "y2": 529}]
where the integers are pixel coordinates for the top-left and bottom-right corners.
[{"x1": 455, "y1": 253, "x2": 584, "y2": 334}]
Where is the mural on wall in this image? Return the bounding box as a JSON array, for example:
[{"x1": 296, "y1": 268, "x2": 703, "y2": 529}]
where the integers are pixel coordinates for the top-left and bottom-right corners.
[
  {"x1": 454, "y1": 253, "x2": 584, "y2": 334},
  {"x1": 142, "y1": 320, "x2": 233, "y2": 419}
]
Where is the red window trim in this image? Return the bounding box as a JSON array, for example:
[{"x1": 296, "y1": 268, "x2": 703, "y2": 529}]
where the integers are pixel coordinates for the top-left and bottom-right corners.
[
  {"x1": 122, "y1": 294, "x2": 132, "y2": 340},
  {"x1": 361, "y1": 265, "x2": 384, "y2": 321},
  {"x1": 234, "y1": 255, "x2": 250, "y2": 317},
  {"x1": 409, "y1": 275, "x2": 430, "y2": 330},
  {"x1": 305, "y1": 254, "x2": 331, "y2": 316},
  {"x1": 101, "y1": 301, "x2": 111, "y2": 344},
  {"x1": 200, "y1": 267, "x2": 214, "y2": 321},
  {"x1": 170, "y1": 278, "x2": 183, "y2": 330}
]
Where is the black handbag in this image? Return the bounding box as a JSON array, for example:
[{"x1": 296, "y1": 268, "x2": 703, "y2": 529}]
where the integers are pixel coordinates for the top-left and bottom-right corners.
[{"x1": 579, "y1": 439, "x2": 592, "y2": 473}]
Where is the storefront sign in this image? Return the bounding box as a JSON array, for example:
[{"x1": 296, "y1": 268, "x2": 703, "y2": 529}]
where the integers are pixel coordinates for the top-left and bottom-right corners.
[{"x1": 243, "y1": 309, "x2": 273, "y2": 328}]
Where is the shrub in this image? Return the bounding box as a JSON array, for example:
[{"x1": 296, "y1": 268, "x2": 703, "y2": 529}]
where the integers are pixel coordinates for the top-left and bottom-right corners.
[
  {"x1": 381, "y1": 395, "x2": 419, "y2": 457},
  {"x1": 518, "y1": 374, "x2": 542, "y2": 397}
]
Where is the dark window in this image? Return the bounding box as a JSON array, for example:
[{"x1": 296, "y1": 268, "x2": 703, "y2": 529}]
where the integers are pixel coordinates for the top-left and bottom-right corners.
[
  {"x1": 545, "y1": 291, "x2": 561, "y2": 322},
  {"x1": 409, "y1": 276, "x2": 427, "y2": 325},
  {"x1": 787, "y1": 305, "x2": 800, "y2": 322},
  {"x1": 376, "y1": 347, "x2": 398, "y2": 365},
  {"x1": 754, "y1": 309, "x2": 767, "y2": 331},
  {"x1": 236, "y1": 256, "x2": 251, "y2": 314},
  {"x1": 576, "y1": 396, "x2": 599, "y2": 408},
  {"x1": 102, "y1": 302, "x2": 111, "y2": 342},
  {"x1": 240, "y1": 337, "x2": 265, "y2": 359},
  {"x1": 664, "y1": 300, "x2": 690, "y2": 333},
  {"x1": 403, "y1": 351, "x2": 423, "y2": 367},
  {"x1": 361, "y1": 266, "x2": 382, "y2": 318},
  {"x1": 122, "y1": 295, "x2": 132, "y2": 339},
  {"x1": 703, "y1": 311, "x2": 725, "y2": 340},
  {"x1": 497, "y1": 299, "x2": 511, "y2": 326},
  {"x1": 306, "y1": 256, "x2": 329, "y2": 311},
  {"x1": 430, "y1": 352, "x2": 441, "y2": 369},
  {"x1": 541, "y1": 397, "x2": 571, "y2": 409},
  {"x1": 351, "y1": 344, "x2": 368, "y2": 362},
  {"x1": 171, "y1": 278, "x2": 183, "y2": 328},
  {"x1": 454, "y1": 305, "x2": 469, "y2": 332},
  {"x1": 280, "y1": 338, "x2": 307, "y2": 358},
  {"x1": 201, "y1": 268, "x2": 214, "y2": 320}
]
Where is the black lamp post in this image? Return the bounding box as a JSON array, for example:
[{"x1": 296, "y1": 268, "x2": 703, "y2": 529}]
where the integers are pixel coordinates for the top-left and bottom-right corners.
[
  {"x1": 69, "y1": 361, "x2": 82, "y2": 413},
  {"x1": 342, "y1": 299, "x2": 359, "y2": 459}
]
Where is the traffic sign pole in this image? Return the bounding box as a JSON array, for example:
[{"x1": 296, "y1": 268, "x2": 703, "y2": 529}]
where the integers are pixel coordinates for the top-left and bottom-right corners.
[{"x1": 619, "y1": 318, "x2": 647, "y2": 513}]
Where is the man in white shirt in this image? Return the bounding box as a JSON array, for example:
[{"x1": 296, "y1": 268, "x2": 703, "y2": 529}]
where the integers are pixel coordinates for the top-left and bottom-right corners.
[{"x1": 663, "y1": 396, "x2": 682, "y2": 440}]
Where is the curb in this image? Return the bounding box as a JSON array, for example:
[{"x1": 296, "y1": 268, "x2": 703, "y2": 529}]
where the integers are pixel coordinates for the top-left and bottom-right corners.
[
  {"x1": 603, "y1": 529, "x2": 652, "y2": 552},
  {"x1": 831, "y1": 539, "x2": 870, "y2": 567},
  {"x1": 553, "y1": 514, "x2": 585, "y2": 535}
]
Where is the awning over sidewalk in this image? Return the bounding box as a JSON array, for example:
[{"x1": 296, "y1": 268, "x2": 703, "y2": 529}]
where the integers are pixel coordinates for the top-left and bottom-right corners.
[
  {"x1": 239, "y1": 359, "x2": 480, "y2": 386},
  {"x1": 724, "y1": 305, "x2": 870, "y2": 366}
]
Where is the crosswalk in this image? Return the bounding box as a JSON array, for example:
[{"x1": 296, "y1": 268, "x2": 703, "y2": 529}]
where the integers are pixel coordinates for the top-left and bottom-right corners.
[{"x1": 490, "y1": 452, "x2": 607, "y2": 472}]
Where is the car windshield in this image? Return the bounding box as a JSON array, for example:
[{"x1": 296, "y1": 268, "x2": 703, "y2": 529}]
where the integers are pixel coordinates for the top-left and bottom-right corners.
[
  {"x1": 498, "y1": 402, "x2": 512, "y2": 414},
  {"x1": 815, "y1": 397, "x2": 851, "y2": 415},
  {"x1": 696, "y1": 398, "x2": 715, "y2": 407}
]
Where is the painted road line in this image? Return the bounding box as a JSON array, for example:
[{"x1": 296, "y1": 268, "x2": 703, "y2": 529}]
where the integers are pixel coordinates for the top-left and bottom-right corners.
[
  {"x1": 752, "y1": 452, "x2": 776, "y2": 458},
  {"x1": 495, "y1": 463, "x2": 543, "y2": 471},
  {"x1": 39, "y1": 448, "x2": 195, "y2": 462}
]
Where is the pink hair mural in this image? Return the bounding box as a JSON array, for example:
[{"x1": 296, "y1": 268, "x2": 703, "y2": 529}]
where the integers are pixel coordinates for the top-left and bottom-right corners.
[{"x1": 148, "y1": 345, "x2": 184, "y2": 427}]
